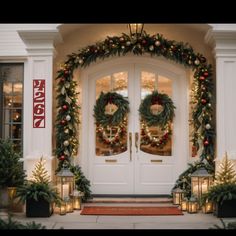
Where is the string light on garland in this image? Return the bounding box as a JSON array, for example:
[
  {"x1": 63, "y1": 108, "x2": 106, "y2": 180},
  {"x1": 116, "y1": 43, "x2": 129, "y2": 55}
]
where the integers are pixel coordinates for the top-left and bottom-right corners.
[{"x1": 141, "y1": 122, "x2": 172, "y2": 148}]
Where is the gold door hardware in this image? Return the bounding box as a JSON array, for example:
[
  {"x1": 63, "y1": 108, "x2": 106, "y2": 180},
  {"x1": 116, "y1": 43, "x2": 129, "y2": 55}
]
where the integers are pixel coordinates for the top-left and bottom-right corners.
[
  {"x1": 135, "y1": 132, "x2": 139, "y2": 153},
  {"x1": 129, "y1": 132, "x2": 132, "y2": 161},
  {"x1": 151, "y1": 159, "x2": 163, "y2": 163},
  {"x1": 105, "y1": 159, "x2": 117, "y2": 163}
]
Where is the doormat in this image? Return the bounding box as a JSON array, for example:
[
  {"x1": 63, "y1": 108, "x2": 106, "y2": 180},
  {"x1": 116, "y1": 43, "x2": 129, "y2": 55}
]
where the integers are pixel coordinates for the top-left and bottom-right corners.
[{"x1": 80, "y1": 206, "x2": 183, "y2": 216}]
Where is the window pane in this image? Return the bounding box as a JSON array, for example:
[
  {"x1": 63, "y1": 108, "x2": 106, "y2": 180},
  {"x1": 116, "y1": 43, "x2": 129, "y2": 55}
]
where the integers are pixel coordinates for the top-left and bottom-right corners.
[
  {"x1": 95, "y1": 73, "x2": 128, "y2": 156},
  {"x1": 13, "y1": 83, "x2": 22, "y2": 95},
  {"x1": 12, "y1": 109, "x2": 22, "y2": 122},
  {"x1": 3, "y1": 95, "x2": 13, "y2": 108},
  {"x1": 13, "y1": 95, "x2": 22, "y2": 107},
  {"x1": 113, "y1": 72, "x2": 128, "y2": 98},
  {"x1": 141, "y1": 71, "x2": 156, "y2": 99},
  {"x1": 0, "y1": 63, "x2": 23, "y2": 154},
  {"x1": 158, "y1": 75, "x2": 172, "y2": 97},
  {"x1": 96, "y1": 75, "x2": 111, "y2": 99},
  {"x1": 140, "y1": 72, "x2": 172, "y2": 156},
  {"x1": 12, "y1": 124, "x2": 22, "y2": 139}
]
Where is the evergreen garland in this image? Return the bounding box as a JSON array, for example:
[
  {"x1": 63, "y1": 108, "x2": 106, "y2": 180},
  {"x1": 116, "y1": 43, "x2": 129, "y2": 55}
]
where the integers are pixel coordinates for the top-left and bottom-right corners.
[{"x1": 55, "y1": 31, "x2": 215, "y2": 195}]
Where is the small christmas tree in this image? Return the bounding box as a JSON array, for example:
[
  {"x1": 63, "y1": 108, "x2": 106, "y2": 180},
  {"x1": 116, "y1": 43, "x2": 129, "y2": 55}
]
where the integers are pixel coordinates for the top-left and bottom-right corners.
[
  {"x1": 31, "y1": 157, "x2": 50, "y2": 184},
  {"x1": 215, "y1": 152, "x2": 236, "y2": 185}
]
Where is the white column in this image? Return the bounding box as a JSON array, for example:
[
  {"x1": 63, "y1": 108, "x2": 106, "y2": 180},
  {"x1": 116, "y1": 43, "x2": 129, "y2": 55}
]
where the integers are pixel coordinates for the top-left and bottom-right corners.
[
  {"x1": 205, "y1": 24, "x2": 236, "y2": 169},
  {"x1": 18, "y1": 30, "x2": 62, "y2": 180}
]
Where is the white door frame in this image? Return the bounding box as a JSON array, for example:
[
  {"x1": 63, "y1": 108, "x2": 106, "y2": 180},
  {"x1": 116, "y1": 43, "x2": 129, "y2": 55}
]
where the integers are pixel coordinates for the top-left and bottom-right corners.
[{"x1": 80, "y1": 55, "x2": 189, "y2": 195}]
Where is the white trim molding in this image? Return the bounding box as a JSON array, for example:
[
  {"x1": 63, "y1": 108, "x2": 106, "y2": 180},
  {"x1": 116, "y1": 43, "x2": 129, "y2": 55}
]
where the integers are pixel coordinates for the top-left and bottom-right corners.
[{"x1": 205, "y1": 24, "x2": 236, "y2": 161}]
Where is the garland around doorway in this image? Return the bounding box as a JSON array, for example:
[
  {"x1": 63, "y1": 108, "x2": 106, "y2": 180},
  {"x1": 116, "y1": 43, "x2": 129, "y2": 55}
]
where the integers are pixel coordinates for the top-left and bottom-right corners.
[{"x1": 55, "y1": 31, "x2": 215, "y2": 196}]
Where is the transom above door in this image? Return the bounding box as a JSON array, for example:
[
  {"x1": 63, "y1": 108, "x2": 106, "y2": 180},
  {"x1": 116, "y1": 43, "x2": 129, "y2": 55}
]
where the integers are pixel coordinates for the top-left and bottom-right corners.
[{"x1": 81, "y1": 57, "x2": 189, "y2": 195}]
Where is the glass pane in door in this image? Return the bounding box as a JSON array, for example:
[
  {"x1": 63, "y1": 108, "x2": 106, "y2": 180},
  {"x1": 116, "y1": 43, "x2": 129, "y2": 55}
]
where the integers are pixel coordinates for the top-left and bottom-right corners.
[
  {"x1": 95, "y1": 72, "x2": 128, "y2": 156},
  {"x1": 140, "y1": 72, "x2": 172, "y2": 156}
]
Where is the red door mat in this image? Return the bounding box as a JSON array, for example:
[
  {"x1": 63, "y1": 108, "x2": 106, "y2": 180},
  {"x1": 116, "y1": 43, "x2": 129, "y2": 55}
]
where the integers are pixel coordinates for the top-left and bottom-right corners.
[{"x1": 80, "y1": 206, "x2": 183, "y2": 216}]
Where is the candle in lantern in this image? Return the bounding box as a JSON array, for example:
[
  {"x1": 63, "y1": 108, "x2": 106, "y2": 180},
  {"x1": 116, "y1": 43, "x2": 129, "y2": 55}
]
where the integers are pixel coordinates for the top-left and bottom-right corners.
[
  {"x1": 62, "y1": 184, "x2": 69, "y2": 199},
  {"x1": 201, "y1": 183, "x2": 208, "y2": 194}
]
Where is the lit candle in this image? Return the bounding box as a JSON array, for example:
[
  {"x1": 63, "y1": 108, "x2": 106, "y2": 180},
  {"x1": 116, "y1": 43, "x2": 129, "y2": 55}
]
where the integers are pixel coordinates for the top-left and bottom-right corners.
[
  {"x1": 201, "y1": 183, "x2": 208, "y2": 194},
  {"x1": 62, "y1": 184, "x2": 69, "y2": 199}
]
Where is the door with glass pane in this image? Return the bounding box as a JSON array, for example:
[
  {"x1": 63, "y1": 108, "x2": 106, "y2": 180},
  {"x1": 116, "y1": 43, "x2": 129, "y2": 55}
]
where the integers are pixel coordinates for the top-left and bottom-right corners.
[{"x1": 88, "y1": 63, "x2": 187, "y2": 195}]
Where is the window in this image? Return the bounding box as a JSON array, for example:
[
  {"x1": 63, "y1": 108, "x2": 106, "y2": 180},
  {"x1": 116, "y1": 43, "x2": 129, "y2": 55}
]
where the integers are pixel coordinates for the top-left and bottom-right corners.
[{"x1": 0, "y1": 64, "x2": 24, "y2": 153}]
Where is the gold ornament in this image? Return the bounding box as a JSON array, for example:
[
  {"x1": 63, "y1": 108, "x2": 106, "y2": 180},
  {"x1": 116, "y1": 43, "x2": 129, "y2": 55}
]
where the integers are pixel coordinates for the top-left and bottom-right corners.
[
  {"x1": 104, "y1": 103, "x2": 118, "y2": 115},
  {"x1": 155, "y1": 40, "x2": 161, "y2": 46}
]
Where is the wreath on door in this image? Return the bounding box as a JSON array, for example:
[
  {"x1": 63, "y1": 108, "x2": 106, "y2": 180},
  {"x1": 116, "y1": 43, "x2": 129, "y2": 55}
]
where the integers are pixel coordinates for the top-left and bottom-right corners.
[
  {"x1": 139, "y1": 90, "x2": 175, "y2": 148},
  {"x1": 93, "y1": 91, "x2": 130, "y2": 127},
  {"x1": 94, "y1": 91, "x2": 130, "y2": 148}
]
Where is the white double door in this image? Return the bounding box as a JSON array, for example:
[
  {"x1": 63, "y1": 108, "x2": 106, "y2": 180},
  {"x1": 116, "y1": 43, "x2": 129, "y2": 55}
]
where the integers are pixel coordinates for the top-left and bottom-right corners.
[{"x1": 84, "y1": 58, "x2": 188, "y2": 195}]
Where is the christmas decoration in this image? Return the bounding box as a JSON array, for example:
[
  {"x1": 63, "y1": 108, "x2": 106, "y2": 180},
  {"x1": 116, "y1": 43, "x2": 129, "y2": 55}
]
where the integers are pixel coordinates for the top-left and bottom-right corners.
[
  {"x1": 96, "y1": 121, "x2": 127, "y2": 147},
  {"x1": 31, "y1": 157, "x2": 50, "y2": 184},
  {"x1": 93, "y1": 92, "x2": 130, "y2": 127},
  {"x1": 214, "y1": 152, "x2": 236, "y2": 185},
  {"x1": 139, "y1": 91, "x2": 175, "y2": 127},
  {"x1": 141, "y1": 123, "x2": 171, "y2": 149},
  {"x1": 55, "y1": 31, "x2": 215, "y2": 195},
  {"x1": 66, "y1": 115, "x2": 71, "y2": 121}
]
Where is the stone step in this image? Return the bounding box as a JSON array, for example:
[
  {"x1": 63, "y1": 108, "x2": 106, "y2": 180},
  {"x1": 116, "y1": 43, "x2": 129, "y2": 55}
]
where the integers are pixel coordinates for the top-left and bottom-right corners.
[{"x1": 87, "y1": 197, "x2": 173, "y2": 204}]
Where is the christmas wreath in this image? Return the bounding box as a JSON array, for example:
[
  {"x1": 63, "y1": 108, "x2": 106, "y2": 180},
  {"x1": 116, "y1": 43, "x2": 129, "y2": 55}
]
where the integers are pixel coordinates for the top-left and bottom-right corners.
[
  {"x1": 139, "y1": 91, "x2": 175, "y2": 127},
  {"x1": 94, "y1": 92, "x2": 130, "y2": 127}
]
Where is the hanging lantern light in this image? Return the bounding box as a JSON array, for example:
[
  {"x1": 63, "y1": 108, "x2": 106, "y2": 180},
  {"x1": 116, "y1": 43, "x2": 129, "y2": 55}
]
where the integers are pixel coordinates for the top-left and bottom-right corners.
[
  {"x1": 190, "y1": 167, "x2": 213, "y2": 201},
  {"x1": 172, "y1": 188, "x2": 184, "y2": 205},
  {"x1": 128, "y1": 24, "x2": 144, "y2": 38}
]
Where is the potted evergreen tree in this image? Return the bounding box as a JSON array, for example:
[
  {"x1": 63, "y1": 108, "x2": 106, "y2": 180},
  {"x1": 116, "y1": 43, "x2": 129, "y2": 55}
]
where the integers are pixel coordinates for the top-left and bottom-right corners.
[
  {"x1": 0, "y1": 139, "x2": 26, "y2": 210},
  {"x1": 202, "y1": 153, "x2": 236, "y2": 217},
  {"x1": 16, "y1": 157, "x2": 61, "y2": 217}
]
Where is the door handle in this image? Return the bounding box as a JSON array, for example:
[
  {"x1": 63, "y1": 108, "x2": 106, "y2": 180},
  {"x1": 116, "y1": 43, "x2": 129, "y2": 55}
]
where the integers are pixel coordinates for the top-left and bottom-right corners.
[
  {"x1": 135, "y1": 132, "x2": 139, "y2": 153},
  {"x1": 129, "y1": 132, "x2": 132, "y2": 161}
]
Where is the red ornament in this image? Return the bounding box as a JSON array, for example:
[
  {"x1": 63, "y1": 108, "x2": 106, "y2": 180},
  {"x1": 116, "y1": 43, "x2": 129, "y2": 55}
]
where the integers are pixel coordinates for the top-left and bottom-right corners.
[
  {"x1": 60, "y1": 77, "x2": 65, "y2": 82},
  {"x1": 203, "y1": 72, "x2": 209, "y2": 77},
  {"x1": 61, "y1": 120, "x2": 66, "y2": 125},
  {"x1": 59, "y1": 155, "x2": 65, "y2": 160},
  {"x1": 142, "y1": 39, "x2": 147, "y2": 45},
  {"x1": 199, "y1": 76, "x2": 205, "y2": 81},
  {"x1": 64, "y1": 70, "x2": 69, "y2": 75},
  {"x1": 201, "y1": 99, "x2": 207, "y2": 104},
  {"x1": 204, "y1": 140, "x2": 209, "y2": 146},
  {"x1": 62, "y1": 105, "x2": 68, "y2": 110}
]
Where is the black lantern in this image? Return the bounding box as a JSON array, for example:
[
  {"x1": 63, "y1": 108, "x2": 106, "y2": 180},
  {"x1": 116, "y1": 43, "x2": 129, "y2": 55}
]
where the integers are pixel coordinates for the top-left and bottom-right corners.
[
  {"x1": 191, "y1": 167, "x2": 213, "y2": 200},
  {"x1": 172, "y1": 188, "x2": 184, "y2": 205},
  {"x1": 128, "y1": 24, "x2": 144, "y2": 38}
]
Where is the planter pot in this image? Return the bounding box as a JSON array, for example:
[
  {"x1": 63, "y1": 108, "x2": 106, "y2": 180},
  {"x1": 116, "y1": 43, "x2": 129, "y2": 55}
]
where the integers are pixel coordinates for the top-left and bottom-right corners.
[
  {"x1": 215, "y1": 200, "x2": 236, "y2": 218},
  {"x1": 26, "y1": 198, "x2": 53, "y2": 217},
  {"x1": 7, "y1": 187, "x2": 23, "y2": 212}
]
